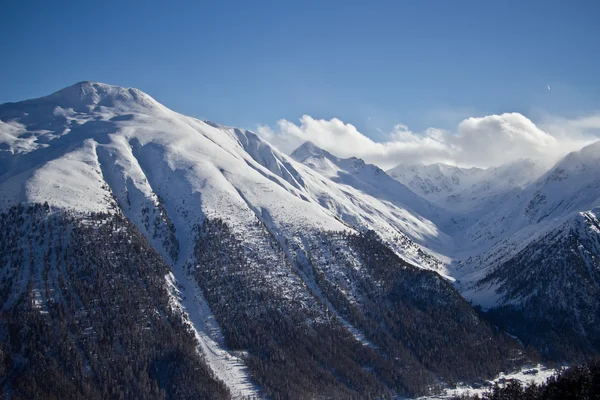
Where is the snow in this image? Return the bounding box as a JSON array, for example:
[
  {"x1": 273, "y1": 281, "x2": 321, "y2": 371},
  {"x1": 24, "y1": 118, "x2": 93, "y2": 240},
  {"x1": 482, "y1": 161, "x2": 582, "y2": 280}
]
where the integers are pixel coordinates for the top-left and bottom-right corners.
[
  {"x1": 0, "y1": 83, "x2": 451, "y2": 276},
  {"x1": 25, "y1": 139, "x2": 112, "y2": 212},
  {"x1": 0, "y1": 119, "x2": 41, "y2": 154},
  {"x1": 289, "y1": 141, "x2": 452, "y2": 270},
  {"x1": 387, "y1": 159, "x2": 547, "y2": 214},
  {"x1": 166, "y1": 272, "x2": 260, "y2": 399},
  {"x1": 415, "y1": 364, "x2": 557, "y2": 399},
  {"x1": 0, "y1": 82, "x2": 352, "y2": 235}
]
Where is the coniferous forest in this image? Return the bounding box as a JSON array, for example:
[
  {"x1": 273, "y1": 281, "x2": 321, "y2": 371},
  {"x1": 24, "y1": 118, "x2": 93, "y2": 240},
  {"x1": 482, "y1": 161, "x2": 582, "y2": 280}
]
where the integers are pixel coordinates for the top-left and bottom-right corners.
[
  {"x1": 451, "y1": 358, "x2": 600, "y2": 400},
  {"x1": 192, "y1": 218, "x2": 528, "y2": 398},
  {"x1": 0, "y1": 204, "x2": 228, "y2": 399}
]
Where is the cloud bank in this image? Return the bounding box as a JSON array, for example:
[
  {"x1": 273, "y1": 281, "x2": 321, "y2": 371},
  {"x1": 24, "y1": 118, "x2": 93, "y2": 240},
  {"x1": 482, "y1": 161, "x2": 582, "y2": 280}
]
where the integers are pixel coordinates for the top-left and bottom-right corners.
[{"x1": 257, "y1": 112, "x2": 600, "y2": 169}]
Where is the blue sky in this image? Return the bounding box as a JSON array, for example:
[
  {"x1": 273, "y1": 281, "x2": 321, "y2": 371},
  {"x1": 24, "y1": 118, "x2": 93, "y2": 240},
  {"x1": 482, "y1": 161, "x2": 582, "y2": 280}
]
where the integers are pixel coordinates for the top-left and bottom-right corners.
[{"x1": 1, "y1": 0, "x2": 599, "y2": 152}]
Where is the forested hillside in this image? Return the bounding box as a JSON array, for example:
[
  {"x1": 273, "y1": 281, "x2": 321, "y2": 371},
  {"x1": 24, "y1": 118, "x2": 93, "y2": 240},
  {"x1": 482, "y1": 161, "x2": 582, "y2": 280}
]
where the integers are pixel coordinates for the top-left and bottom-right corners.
[
  {"x1": 451, "y1": 358, "x2": 600, "y2": 400},
  {"x1": 0, "y1": 204, "x2": 229, "y2": 399},
  {"x1": 477, "y1": 210, "x2": 600, "y2": 360},
  {"x1": 192, "y1": 217, "x2": 529, "y2": 398}
]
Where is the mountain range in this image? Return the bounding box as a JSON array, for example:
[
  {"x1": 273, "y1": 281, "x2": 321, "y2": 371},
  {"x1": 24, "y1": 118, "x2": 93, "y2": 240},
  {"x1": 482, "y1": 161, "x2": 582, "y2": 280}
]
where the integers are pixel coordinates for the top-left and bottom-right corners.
[{"x1": 0, "y1": 81, "x2": 598, "y2": 399}]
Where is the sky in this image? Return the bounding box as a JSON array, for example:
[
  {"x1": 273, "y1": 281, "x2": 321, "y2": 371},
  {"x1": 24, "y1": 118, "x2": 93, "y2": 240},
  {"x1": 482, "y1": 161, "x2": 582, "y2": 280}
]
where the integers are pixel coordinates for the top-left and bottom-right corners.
[{"x1": 1, "y1": 0, "x2": 600, "y2": 168}]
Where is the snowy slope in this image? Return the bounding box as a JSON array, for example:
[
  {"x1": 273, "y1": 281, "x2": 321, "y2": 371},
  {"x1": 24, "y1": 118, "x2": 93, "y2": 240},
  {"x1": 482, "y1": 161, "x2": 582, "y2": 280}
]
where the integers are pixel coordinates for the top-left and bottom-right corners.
[
  {"x1": 465, "y1": 208, "x2": 600, "y2": 306},
  {"x1": 461, "y1": 141, "x2": 600, "y2": 252},
  {"x1": 459, "y1": 208, "x2": 600, "y2": 359},
  {"x1": 0, "y1": 82, "x2": 354, "y2": 396},
  {"x1": 0, "y1": 81, "x2": 457, "y2": 393},
  {"x1": 288, "y1": 141, "x2": 453, "y2": 267},
  {"x1": 0, "y1": 82, "x2": 347, "y2": 236},
  {"x1": 387, "y1": 159, "x2": 547, "y2": 215},
  {"x1": 0, "y1": 82, "x2": 449, "y2": 270},
  {"x1": 292, "y1": 141, "x2": 442, "y2": 221}
]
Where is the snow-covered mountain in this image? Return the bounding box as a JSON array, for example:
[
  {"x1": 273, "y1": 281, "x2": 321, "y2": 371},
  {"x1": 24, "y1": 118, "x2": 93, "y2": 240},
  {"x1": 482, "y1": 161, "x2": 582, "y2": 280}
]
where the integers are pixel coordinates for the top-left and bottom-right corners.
[
  {"x1": 2, "y1": 81, "x2": 600, "y2": 397},
  {"x1": 0, "y1": 82, "x2": 450, "y2": 270},
  {"x1": 289, "y1": 141, "x2": 453, "y2": 264},
  {"x1": 387, "y1": 163, "x2": 484, "y2": 203},
  {"x1": 460, "y1": 140, "x2": 600, "y2": 252},
  {"x1": 0, "y1": 82, "x2": 532, "y2": 398},
  {"x1": 292, "y1": 141, "x2": 441, "y2": 220},
  {"x1": 291, "y1": 137, "x2": 600, "y2": 364},
  {"x1": 434, "y1": 141, "x2": 600, "y2": 361},
  {"x1": 387, "y1": 159, "x2": 548, "y2": 214},
  {"x1": 466, "y1": 208, "x2": 600, "y2": 359}
]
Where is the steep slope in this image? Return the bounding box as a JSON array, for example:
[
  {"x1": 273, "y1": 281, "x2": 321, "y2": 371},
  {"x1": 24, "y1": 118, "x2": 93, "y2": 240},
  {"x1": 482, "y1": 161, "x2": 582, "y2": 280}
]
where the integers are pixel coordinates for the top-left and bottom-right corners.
[
  {"x1": 463, "y1": 141, "x2": 600, "y2": 251},
  {"x1": 289, "y1": 141, "x2": 453, "y2": 267},
  {"x1": 445, "y1": 142, "x2": 600, "y2": 359},
  {"x1": 471, "y1": 209, "x2": 600, "y2": 360},
  {"x1": 292, "y1": 141, "x2": 441, "y2": 221},
  {"x1": 0, "y1": 82, "x2": 346, "y2": 238},
  {"x1": 191, "y1": 218, "x2": 525, "y2": 397},
  {"x1": 520, "y1": 141, "x2": 600, "y2": 224},
  {"x1": 294, "y1": 139, "x2": 600, "y2": 361},
  {"x1": 0, "y1": 82, "x2": 530, "y2": 398},
  {"x1": 0, "y1": 82, "x2": 444, "y2": 269},
  {"x1": 0, "y1": 204, "x2": 229, "y2": 399}
]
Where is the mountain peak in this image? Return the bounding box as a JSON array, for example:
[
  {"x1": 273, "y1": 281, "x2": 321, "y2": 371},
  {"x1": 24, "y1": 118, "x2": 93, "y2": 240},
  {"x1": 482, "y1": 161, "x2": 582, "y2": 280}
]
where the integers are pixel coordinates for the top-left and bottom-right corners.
[
  {"x1": 290, "y1": 141, "x2": 333, "y2": 162},
  {"x1": 576, "y1": 139, "x2": 600, "y2": 162},
  {"x1": 22, "y1": 81, "x2": 162, "y2": 113}
]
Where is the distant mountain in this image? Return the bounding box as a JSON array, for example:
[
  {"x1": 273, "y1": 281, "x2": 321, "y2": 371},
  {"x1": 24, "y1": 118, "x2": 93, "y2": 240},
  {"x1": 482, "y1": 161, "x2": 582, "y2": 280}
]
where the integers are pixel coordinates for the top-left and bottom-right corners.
[
  {"x1": 297, "y1": 139, "x2": 600, "y2": 362},
  {"x1": 290, "y1": 141, "x2": 452, "y2": 262},
  {"x1": 387, "y1": 159, "x2": 547, "y2": 214},
  {"x1": 462, "y1": 140, "x2": 600, "y2": 251},
  {"x1": 292, "y1": 141, "x2": 441, "y2": 220},
  {"x1": 466, "y1": 208, "x2": 600, "y2": 360},
  {"x1": 0, "y1": 82, "x2": 529, "y2": 398},
  {"x1": 448, "y1": 141, "x2": 600, "y2": 360},
  {"x1": 387, "y1": 162, "x2": 484, "y2": 202}
]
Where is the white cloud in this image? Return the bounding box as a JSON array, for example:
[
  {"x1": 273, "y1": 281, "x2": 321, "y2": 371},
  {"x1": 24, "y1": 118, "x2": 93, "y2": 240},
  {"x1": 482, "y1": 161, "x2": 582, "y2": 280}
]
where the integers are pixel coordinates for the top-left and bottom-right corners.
[{"x1": 257, "y1": 112, "x2": 600, "y2": 169}]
